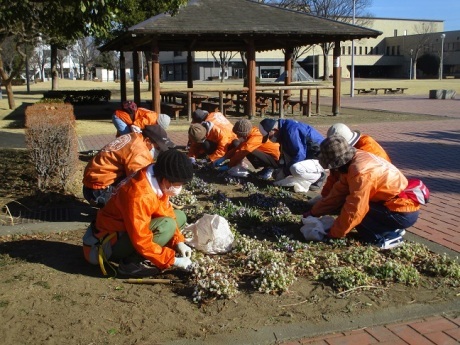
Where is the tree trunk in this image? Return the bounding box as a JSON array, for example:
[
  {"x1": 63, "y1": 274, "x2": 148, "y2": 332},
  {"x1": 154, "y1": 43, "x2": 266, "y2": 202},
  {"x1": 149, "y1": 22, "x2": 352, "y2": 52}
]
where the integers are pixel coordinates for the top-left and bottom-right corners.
[
  {"x1": 51, "y1": 44, "x2": 59, "y2": 90},
  {"x1": 5, "y1": 82, "x2": 15, "y2": 109},
  {"x1": 413, "y1": 61, "x2": 417, "y2": 80}
]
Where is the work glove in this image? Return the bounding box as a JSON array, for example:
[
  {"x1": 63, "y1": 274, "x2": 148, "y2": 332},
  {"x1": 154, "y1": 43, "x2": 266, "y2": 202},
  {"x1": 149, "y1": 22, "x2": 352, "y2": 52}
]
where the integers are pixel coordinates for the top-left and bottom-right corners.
[
  {"x1": 131, "y1": 125, "x2": 142, "y2": 133},
  {"x1": 213, "y1": 157, "x2": 226, "y2": 167},
  {"x1": 189, "y1": 157, "x2": 197, "y2": 165},
  {"x1": 176, "y1": 242, "x2": 192, "y2": 258},
  {"x1": 173, "y1": 257, "x2": 192, "y2": 270},
  {"x1": 217, "y1": 165, "x2": 229, "y2": 172}
]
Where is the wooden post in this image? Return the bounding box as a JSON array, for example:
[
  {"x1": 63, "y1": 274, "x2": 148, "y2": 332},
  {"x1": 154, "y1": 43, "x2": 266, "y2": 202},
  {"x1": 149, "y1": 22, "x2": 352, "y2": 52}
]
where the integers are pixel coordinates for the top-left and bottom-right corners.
[
  {"x1": 316, "y1": 89, "x2": 320, "y2": 114},
  {"x1": 120, "y1": 51, "x2": 127, "y2": 103},
  {"x1": 278, "y1": 90, "x2": 284, "y2": 118},
  {"x1": 187, "y1": 91, "x2": 192, "y2": 121},
  {"x1": 151, "y1": 42, "x2": 161, "y2": 115},
  {"x1": 187, "y1": 50, "x2": 193, "y2": 89},
  {"x1": 132, "y1": 50, "x2": 141, "y2": 105},
  {"x1": 306, "y1": 89, "x2": 312, "y2": 117},
  {"x1": 332, "y1": 41, "x2": 341, "y2": 116},
  {"x1": 219, "y1": 91, "x2": 224, "y2": 114},
  {"x1": 247, "y1": 40, "x2": 256, "y2": 119},
  {"x1": 284, "y1": 47, "x2": 293, "y2": 96}
]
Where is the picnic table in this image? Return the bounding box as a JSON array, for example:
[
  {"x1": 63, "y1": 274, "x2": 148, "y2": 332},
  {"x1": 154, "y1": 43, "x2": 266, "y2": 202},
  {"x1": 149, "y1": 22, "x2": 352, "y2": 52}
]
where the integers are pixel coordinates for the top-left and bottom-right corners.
[
  {"x1": 354, "y1": 88, "x2": 408, "y2": 95},
  {"x1": 160, "y1": 91, "x2": 209, "y2": 118}
]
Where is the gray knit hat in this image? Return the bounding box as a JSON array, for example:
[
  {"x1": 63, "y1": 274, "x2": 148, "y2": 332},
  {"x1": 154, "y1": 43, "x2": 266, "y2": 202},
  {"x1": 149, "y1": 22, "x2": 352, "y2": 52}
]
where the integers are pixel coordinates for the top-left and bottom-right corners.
[
  {"x1": 318, "y1": 134, "x2": 356, "y2": 169},
  {"x1": 157, "y1": 114, "x2": 171, "y2": 130},
  {"x1": 192, "y1": 109, "x2": 209, "y2": 123},
  {"x1": 233, "y1": 119, "x2": 253, "y2": 137}
]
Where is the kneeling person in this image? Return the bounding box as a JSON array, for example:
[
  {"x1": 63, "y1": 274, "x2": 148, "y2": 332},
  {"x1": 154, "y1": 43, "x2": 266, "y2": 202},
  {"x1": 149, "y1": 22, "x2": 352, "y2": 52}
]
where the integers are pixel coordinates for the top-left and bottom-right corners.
[{"x1": 82, "y1": 149, "x2": 194, "y2": 277}]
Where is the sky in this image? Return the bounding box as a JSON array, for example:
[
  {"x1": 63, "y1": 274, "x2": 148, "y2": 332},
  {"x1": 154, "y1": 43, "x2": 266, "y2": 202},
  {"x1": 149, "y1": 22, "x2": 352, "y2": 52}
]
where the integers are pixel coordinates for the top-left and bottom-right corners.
[{"x1": 367, "y1": 0, "x2": 459, "y2": 32}]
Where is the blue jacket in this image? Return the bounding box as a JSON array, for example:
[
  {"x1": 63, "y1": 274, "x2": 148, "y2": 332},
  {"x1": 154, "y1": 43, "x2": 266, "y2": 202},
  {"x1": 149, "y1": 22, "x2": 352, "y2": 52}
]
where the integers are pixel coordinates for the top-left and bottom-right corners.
[{"x1": 277, "y1": 119, "x2": 324, "y2": 172}]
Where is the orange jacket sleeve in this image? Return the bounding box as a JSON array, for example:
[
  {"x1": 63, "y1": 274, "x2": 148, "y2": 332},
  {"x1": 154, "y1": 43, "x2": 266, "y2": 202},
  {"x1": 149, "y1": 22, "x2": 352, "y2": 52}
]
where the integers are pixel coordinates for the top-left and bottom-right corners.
[
  {"x1": 207, "y1": 126, "x2": 237, "y2": 162},
  {"x1": 114, "y1": 110, "x2": 133, "y2": 126}
]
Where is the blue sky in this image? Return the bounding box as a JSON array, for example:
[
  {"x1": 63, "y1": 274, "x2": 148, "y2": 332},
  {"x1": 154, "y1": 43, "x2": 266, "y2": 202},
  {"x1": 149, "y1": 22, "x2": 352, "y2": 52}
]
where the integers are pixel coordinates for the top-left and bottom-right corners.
[{"x1": 368, "y1": 0, "x2": 459, "y2": 32}]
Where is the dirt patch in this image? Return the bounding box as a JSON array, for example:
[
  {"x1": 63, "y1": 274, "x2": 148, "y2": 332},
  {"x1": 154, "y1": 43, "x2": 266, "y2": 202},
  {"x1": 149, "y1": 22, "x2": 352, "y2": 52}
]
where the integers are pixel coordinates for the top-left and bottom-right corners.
[{"x1": 1, "y1": 149, "x2": 459, "y2": 344}]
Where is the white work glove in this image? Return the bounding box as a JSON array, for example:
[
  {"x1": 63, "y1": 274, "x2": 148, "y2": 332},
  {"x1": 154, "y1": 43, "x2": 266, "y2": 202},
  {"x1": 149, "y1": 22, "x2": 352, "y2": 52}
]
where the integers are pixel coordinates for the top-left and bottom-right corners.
[
  {"x1": 131, "y1": 125, "x2": 142, "y2": 133},
  {"x1": 176, "y1": 242, "x2": 192, "y2": 258},
  {"x1": 189, "y1": 157, "x2": 196, "y2": 165},
  {"x1": 173, "y1": 257, "x2": 192, "y2": 270}
]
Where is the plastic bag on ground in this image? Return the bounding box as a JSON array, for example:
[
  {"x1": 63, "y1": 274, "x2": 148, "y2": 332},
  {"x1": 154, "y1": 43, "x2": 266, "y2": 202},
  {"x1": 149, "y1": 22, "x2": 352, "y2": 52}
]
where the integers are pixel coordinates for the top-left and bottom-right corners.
[
  {"x1": 185, "y1": 214, "x2": 234, "y2": 254},
  {"x1": 300, "y1": 215, "x2": 328, "y2": 241},
  {"x1": 227, "y1": 161, "x2": 250, "y2": 178}
]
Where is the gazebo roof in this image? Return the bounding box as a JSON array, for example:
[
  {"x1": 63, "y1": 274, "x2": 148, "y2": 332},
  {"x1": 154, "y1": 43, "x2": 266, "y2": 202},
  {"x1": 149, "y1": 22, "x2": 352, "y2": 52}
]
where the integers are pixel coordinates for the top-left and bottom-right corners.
[{"x1": 100, "y1": 0, "x2": 381, "y2": 52}]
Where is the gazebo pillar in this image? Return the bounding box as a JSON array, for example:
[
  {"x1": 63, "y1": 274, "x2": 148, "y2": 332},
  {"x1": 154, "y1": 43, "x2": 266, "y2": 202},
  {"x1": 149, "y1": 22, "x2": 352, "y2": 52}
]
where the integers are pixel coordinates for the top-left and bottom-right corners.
[
  {"x1": 246, "y1": 39, "x2": 256, "y2": 119},
  {"x1": 284, "y1": 47, "x2": 293, "y2": 94},
  {"x1": 332, "y1": 40, "x2": 341, "y2": 116},
  {"x1": 151, "y1": 42, "x2": 161, "y2": 114},
  {"x1": 187, "y1": 50, "x2": 193, "y2": 88},
  {"x1": 133, "y1": 50, "x2": 141, "y2": 105},
  {"x1": 119, "y1": 51, "x2": 127, "y2": 103}
]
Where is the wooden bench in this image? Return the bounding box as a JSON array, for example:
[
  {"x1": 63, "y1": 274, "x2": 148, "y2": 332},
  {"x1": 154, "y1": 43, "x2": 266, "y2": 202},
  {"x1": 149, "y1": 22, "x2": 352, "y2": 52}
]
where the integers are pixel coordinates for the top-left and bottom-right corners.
[
  {"x1": 161, "y1": 102, "x2": 184, "y2": 120},
  {"x1": 355, "y1": 88, "x2": 376, "y2": 95},
  {"x1": 232, "y1": 99, "x2": 269, "y2": 116},
  {"x1": 200, "y1": 101, "x2": 232, "y2": 115}
]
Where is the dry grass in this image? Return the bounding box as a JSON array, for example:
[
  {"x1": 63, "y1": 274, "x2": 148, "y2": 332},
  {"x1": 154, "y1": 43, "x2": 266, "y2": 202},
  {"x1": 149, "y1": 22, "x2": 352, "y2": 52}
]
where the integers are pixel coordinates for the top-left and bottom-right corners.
[{"x1": 1, "y1": 78, "x2": 458, "y2": 136}]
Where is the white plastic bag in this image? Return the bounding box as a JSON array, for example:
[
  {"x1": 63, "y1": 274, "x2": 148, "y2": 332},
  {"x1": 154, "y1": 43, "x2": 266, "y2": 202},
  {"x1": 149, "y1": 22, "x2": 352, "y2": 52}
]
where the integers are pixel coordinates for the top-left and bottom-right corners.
[
  {"x1": 319, "y1": 215, "x2": 335, "y2": 231},
  {"x1": 227, "y1": 161, "x2": 250, "y2": 178},
  {"x1": 300, "y1": 216, "x2": 328, "y2": 241},
  {"x1": 185, "y1": 214, "x2": 234, "y2": 254}
]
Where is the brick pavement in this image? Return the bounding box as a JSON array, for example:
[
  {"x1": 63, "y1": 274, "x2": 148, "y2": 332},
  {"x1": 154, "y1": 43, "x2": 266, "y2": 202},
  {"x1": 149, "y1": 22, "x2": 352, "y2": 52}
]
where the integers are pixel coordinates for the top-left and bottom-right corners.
[{"x1": 78, "y1": 96, "x2": 460, "y2": 345}]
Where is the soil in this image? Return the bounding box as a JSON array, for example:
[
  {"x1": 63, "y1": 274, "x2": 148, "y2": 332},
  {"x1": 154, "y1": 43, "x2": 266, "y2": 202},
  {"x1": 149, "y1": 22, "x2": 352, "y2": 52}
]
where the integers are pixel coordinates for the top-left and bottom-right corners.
[{"x1": 0, "y1": 148, "x2": 459, "y2": 345}]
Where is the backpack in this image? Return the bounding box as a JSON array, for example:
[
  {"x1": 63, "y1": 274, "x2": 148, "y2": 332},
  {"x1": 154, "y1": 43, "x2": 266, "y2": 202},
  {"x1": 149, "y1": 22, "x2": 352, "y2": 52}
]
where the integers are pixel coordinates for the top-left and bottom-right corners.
[{"x1": 398, "y1": 179, "x2": 430, "y2": 205}]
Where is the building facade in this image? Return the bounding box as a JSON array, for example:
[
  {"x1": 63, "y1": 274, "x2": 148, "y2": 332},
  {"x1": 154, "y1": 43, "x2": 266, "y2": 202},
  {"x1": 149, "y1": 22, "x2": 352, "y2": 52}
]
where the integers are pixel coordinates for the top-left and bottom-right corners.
[{"x1": 158, "y1": 17, "x2": 459, "y2": 81}]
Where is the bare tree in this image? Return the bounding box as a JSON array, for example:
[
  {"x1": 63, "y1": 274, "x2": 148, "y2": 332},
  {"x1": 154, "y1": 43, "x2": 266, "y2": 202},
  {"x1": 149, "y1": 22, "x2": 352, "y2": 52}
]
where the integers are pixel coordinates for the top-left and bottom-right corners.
[
  {"x1": 211, "y1": 51, "x2": 239, "y2": 82},
  {"x1": 264, "y1": 0, "x2": 373, "y2": 80},
  {"x1": 72, "y1": 37, "x2": 99, "y2": 80},
  {"x1": 410, "y1": 22, "x2": 436, "y2": 80},
  {"x1": 57, "y1": 49, "x2": 68, "y2": 79}
]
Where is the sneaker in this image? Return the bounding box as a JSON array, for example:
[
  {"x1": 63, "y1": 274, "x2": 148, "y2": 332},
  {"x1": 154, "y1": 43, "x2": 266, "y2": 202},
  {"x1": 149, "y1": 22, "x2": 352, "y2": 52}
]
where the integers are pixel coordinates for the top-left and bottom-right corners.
[
  {"x1": 309, "y1": 172, "x2": 326, "y2": 191},
  {"x1": 395, "y1": 229, "x2": 406, "y2": 236},
  {"x1": 257, "y1": 167, "x2": 274, "y2": 180},
  {"x1": 377, "y1": 233, "x2": 404, "y2": 250},
  {"x1": 118, "y1": 259, "x2": 160, "y2": 277}
]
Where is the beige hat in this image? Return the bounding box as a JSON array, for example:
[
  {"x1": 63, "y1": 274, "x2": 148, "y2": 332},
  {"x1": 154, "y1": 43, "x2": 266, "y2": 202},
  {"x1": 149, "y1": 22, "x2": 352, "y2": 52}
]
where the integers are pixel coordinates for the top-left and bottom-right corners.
[
  {"x1": 327, "y1": 123, "x2": 361, "y2": 146},
  {"x1": 188, "y1": 123, "x2": 207, "y2": 143}
]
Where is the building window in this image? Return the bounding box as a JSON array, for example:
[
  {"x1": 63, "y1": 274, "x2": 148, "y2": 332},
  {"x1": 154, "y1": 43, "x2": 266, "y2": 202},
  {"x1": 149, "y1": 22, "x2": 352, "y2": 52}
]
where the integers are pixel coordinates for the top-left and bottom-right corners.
[
  {"x1": 359, "y1": 46, "x2": 362, "y2": 55},
  {"x1": 391, "y1": 46, "x2": 395, "y2": 55},
  {"x1": 354, "y1": 46, "x2": 357, "y2": 55},
  {"x1": 365, "y1": 47, "x2": 368, "y2": 54},
  {"x1": 386, "y1": 46, "x2": 390, "y2": 55},
  {"x1": 394, "y1": 29, "x2": 398, "y2": 37},
  {"x1": 348, "y1": 46, "x2": 351, "y2": 55},
  {"x1": 342, "y1": 46, "x2": 346, "y2": 55},
  {"x1": 173, "y1": 51, "x2": 182, "y2": 57}
]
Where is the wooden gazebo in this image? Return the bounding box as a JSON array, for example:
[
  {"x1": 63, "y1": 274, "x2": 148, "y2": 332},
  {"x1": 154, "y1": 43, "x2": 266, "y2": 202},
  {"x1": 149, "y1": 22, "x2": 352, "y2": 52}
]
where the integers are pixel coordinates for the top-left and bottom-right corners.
[{"x1": 100, "y1": 0, "x2": 381, "y2": 116}]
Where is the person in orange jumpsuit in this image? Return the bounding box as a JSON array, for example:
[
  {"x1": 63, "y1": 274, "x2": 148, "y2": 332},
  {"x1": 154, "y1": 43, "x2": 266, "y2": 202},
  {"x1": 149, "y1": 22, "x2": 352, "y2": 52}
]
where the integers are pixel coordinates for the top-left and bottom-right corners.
[
  {"x1": 320, "y1": 123, "x2": 391, "y2": 198},
  {"x1": 82, "y1": 125, "x2": 172, "y2": 207},
  {"x1": 192, "y1": 109, "x2": 234, "y2": 133},
  {"x1": 305, "y1": 135, "x2": 420, "y2": 249},
  {"x1": 112, "y1": 100, "x2": 171, "y2": 136},
  {"x1": 213, "y1": 119, "x2": 281, "y2": 179},
  {"x1": 82, "y1": 149, "x2": 194, "y2": 277},
  {"x1": 187, "y1": 121, "x2": 237, "y2": 164}
]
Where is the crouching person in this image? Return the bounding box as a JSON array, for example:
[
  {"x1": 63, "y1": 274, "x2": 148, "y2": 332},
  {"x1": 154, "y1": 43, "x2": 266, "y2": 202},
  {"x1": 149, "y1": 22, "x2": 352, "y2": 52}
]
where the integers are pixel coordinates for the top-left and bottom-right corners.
[
  {"x1": 306, "y1": 135, "x2": 420, "y2": 249},
  {"x1": 82, "y1": 149, "x2": 194, "y2": 277}
]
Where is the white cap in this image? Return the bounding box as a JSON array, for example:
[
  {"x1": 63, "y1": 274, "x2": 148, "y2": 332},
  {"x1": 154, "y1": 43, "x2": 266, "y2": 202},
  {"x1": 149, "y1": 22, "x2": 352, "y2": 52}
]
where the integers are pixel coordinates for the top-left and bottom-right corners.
[
  {"x1": 327, "y1": 123, "x2": 361, "y2": 146},
  {"x1": 157, "y1": 113, "x2": 171, "y2": 130}
]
